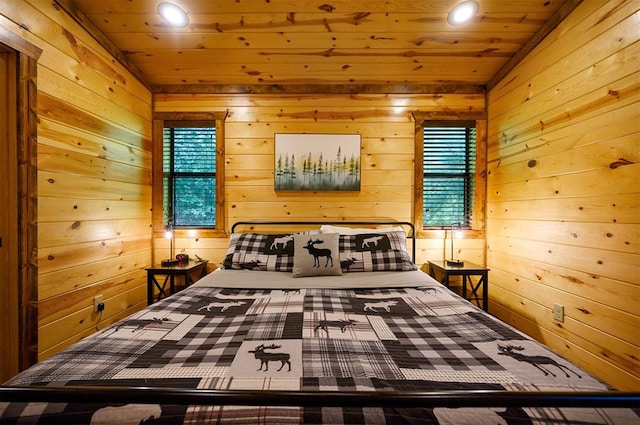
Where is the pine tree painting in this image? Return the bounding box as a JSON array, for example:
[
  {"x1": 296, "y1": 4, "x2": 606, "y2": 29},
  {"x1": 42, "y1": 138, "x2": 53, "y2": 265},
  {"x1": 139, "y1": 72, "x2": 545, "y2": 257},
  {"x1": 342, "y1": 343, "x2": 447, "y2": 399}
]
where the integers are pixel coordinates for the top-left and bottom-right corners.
[{"x1": 275, "y1": 134, "x2": 361, "y2": 191}]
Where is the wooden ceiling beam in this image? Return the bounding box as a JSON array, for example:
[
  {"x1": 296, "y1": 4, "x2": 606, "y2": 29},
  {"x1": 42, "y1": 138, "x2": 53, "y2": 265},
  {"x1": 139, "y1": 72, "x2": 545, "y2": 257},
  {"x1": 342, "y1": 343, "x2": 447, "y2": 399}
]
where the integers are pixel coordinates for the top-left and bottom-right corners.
[{"x1": 152, "y1": 83, "x2": 486, "y2": 95}]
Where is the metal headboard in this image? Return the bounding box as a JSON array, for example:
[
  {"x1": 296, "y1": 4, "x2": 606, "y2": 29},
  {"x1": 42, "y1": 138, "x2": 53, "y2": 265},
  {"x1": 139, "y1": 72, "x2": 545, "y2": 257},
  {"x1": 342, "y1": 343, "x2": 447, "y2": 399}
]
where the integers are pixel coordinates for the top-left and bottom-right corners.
[{"x1": 230, "y1": 221, "x2": 416, "y2": 263}]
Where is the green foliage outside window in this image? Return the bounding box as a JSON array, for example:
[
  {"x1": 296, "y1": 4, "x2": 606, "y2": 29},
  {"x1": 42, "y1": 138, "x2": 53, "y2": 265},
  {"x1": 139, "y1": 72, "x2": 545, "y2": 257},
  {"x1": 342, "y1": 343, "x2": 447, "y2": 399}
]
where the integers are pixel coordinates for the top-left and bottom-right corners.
[
  {"x1": 423, "y1": 126, "x2": 476, "y2": 227},
  {"x1": 163, "y1": 127, "x2": 216, "y2": 227}
]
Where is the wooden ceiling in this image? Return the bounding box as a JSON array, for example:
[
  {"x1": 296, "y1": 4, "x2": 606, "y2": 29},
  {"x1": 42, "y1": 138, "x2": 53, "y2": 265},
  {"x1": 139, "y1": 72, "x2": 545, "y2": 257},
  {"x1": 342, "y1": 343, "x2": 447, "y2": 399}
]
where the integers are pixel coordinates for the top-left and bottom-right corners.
[{"x1": 61, "y1": 0, "x2": 580, "y2": 92}]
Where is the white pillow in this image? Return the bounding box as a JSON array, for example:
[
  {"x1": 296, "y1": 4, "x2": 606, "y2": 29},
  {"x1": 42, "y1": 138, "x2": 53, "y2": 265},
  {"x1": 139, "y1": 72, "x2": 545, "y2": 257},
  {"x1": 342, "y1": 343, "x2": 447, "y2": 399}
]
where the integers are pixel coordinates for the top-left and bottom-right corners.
[
  {"x1": 292, "y1": 233, "x2": 342, "y2": 277},
  {"x1": 320, "y1": 224, "x2": 406, "y2": 235}
]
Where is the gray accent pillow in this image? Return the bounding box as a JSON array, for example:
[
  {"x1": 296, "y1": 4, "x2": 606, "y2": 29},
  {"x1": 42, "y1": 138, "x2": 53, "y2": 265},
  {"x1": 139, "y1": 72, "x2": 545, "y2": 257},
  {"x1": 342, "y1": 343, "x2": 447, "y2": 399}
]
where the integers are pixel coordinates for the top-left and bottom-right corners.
[{"x1": 292, "y1": 233, "x2": 342, "y2": 277}]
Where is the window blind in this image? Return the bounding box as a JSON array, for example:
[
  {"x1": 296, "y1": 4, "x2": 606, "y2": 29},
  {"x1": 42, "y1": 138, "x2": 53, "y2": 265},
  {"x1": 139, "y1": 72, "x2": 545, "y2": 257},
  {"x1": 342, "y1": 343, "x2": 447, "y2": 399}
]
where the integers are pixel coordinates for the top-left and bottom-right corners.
[
  {"x1": 163, "y1": 127, "x2": 217, "y2": 227},
  {"x1": 423, "y1": 126, "x2": 476, "y2": 227}
]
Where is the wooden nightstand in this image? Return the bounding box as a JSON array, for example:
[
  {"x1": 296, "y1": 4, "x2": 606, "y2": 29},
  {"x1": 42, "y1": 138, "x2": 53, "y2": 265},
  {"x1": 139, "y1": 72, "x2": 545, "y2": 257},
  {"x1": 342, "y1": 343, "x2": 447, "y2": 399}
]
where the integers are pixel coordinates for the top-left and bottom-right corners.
[
  {"x1": 146, "y1": 260, "x2": 209, "y2": 305},
  {"x1": 426, "y1": 260, "x2": 489, "y2": 311}
]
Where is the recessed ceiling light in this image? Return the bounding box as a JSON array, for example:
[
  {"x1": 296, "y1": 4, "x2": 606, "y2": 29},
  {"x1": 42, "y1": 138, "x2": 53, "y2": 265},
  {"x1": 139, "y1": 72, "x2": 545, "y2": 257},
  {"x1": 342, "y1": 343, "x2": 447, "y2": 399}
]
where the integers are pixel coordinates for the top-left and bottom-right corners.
[
  {"x1": 447, "y1": 0, "x2": 479, "y2": 26},
  {"x1": 158, "y1": 2, "x2": 189, "y2": 28}
]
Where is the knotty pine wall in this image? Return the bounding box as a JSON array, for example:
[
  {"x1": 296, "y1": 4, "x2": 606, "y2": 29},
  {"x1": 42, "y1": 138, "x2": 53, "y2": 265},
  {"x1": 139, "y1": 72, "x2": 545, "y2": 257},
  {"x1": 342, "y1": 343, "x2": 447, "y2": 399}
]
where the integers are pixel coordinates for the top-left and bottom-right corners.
[
  {"x1": 153, "y1": 93, "x2": 487, "y2": 269},
  {"x1": 486, "y1": 0, "x2": 639, "y2": 391},
  {"x1": 0, "y1": 1, "x2": 153, "y2": 361}
]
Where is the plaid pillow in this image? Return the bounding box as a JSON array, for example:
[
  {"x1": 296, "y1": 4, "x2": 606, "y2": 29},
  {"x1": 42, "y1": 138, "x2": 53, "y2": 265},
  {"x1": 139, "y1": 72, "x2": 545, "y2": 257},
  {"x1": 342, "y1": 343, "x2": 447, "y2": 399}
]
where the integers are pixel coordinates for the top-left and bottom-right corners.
[
  {"x1": 224, "y1": 233, "x2": 295, "y2": 271},
  {"x1": 338, "y1": 231, "x2": 416, "y2": 272},
  {"x1": 222, "y1": 233, "x2": 241, "y2": 269}
]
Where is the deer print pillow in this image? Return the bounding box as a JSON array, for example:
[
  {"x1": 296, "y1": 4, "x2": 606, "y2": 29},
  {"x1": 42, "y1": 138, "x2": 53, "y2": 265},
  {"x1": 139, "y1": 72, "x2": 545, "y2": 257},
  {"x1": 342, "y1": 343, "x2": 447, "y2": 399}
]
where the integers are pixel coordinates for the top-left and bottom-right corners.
[
  {"x1": 292, "y1": 233, "x2": 342, "y2": 277},
  {"x1": 338, "y1": 231, "x2": 417, "y2": 272},
  {"x1": 222, "y1": 233, "x2": 242, "y2": 269},
  {"x1": 224, "y1": 233, "x2": 296, "y2": 272}
]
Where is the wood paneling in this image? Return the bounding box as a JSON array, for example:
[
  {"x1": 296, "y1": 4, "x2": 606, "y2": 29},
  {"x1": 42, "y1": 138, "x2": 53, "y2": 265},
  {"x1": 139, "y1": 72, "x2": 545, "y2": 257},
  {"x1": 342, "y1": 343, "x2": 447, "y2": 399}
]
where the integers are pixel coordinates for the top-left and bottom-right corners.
[
  {"x1": 154, "y1": 92, "x2": 486, "y2": 268},
  {"x1": 38, "y1": 279, "x2": 146, "y2": 352},
  {"x1": 68, "y1": 0, "x2": 573, "y2": 88},
  {"x1": 487, "y1": 0, "x2": 639, "y2": 390},
  {"x1": 0, "y1": 0, "x2": 153, "y2": 366}
]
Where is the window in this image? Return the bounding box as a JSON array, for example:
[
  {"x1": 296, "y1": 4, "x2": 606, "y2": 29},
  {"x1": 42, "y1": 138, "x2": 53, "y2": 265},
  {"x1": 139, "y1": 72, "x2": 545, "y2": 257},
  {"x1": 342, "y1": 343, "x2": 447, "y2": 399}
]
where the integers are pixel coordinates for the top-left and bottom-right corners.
[
  {"x1": 422, "y1": 123, "x2": 476, "y2": 227},
  {"x1": 413, "y1": 115, "x2": 485, "y2": 232},
  {"x1": 163, "y1": 125, "x2": 217, "y2": 226},
  {"x1": 153, "y1": 113, "x2": 225, "y2": 234}
]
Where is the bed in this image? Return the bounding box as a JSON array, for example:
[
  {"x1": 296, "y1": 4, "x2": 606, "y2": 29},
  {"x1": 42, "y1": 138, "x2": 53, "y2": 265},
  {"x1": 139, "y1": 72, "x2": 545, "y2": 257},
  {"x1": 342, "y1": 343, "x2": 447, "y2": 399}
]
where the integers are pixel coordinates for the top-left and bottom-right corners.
[{"x1": 1, "y1": 221, "x2": 637, "y2": 424}]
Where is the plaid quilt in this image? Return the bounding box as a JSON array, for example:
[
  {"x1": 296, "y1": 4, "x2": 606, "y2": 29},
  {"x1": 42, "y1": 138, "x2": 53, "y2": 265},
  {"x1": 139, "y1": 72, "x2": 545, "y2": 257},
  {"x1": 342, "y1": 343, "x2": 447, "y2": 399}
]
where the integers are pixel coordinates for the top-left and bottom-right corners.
[{"x1": 1, "y1": 276, "x2": 636, "y2": 424}]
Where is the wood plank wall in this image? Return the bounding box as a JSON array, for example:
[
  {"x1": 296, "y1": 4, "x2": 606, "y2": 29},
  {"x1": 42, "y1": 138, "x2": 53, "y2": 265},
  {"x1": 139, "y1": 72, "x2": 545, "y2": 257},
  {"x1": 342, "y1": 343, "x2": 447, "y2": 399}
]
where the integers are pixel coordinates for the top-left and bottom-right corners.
[
  {"x1": 0, "y1": 1, "x2": 153, "y2": 361},
  {"x1": 153, "y1": 93, "x2": 487, "y2": 269},
  {"x1": 486, "y1": 0, "x2": 639, "y2": 390}
]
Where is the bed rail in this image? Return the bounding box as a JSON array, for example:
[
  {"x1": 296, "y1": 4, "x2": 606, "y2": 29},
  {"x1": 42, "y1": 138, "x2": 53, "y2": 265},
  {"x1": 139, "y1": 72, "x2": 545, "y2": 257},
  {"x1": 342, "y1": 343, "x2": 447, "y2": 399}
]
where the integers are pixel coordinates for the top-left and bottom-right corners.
[
  {"x1": 230, "y1": 221, "x2": 416, "y2": 263},
  {"x1": 1, "y1": 386, "x2": 637, "y2": 408}
]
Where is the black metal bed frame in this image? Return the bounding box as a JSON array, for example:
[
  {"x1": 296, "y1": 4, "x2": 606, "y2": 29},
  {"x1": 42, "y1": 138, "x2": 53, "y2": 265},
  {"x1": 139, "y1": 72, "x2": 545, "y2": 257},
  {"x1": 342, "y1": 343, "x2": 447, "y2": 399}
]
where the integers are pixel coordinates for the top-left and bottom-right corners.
[
  {"x1": 2, "y1": 221, "x2": 638, "y2": 410},
  {"x1": 1, "y1": 386, "x2": 638, "y2": 408}
]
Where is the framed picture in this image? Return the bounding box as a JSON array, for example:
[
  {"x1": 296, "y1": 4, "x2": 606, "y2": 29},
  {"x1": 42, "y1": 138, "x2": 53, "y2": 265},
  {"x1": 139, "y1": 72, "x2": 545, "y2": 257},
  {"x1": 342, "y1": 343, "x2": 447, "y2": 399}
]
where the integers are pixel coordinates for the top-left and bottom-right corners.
[{"x1": 275, "y1": 133, "x2": 361, "y2": 191}]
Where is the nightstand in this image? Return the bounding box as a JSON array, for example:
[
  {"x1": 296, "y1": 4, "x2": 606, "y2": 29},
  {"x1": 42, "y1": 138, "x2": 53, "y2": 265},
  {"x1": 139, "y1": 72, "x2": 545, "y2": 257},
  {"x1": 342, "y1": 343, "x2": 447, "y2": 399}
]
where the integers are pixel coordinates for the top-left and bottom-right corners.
[
  {"x1": 426, "y1": 260, "x2": 489, "y2": 311},
  {"x1": 146, "y1": 260, "x2": 209, "y2": 305}
]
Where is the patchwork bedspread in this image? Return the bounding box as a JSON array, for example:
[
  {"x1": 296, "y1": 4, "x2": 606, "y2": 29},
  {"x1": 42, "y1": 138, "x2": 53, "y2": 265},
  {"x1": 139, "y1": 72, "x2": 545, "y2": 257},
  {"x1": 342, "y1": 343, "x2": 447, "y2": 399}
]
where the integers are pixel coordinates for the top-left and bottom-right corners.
[{"x1": 1, "y1": 274, "x2": 636, "y2": 424}]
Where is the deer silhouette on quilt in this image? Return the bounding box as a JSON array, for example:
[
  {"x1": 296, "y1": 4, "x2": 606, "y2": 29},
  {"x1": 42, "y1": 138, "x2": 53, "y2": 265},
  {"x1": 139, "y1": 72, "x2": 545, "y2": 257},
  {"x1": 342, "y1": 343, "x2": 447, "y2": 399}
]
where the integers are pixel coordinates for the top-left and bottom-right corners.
[
  {"x1": 91, "y1": 404, "x2": 162, "y2": 424},
  {"x1": 314, "y1": 319, "x2": 357, "y2": 335},
  {"x1": 497, "y1": 344, "x2": 582, "y2": 378},
  {"x1": 303, "y1": 239, "x2": 333, "y2": 267},
  {"x1": 363, "y1": 300, "x2": 398, "y2": 312},
  {"x1": 114, "y1": 317, "x2": 168, "y2": 332},
  {"x1": 249, "y1": 344, "x2": 291, "y2": 372},
  {"x1": 198, "y1": 300, "x2": 246, "y2": 312}
]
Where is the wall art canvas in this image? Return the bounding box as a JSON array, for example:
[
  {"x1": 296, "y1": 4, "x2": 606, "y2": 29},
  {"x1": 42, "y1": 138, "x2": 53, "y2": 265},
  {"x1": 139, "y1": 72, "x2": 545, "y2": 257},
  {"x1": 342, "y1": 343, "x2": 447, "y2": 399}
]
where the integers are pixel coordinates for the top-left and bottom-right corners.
[{"x1": 275, "y1": 133, "x2": 361, "y2": 191}]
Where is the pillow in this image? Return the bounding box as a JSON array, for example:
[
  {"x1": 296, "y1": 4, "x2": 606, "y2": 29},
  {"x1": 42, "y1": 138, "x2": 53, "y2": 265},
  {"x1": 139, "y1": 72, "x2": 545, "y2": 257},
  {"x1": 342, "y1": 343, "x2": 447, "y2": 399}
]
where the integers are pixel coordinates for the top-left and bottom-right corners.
[
  {"x1": 320, "y1": 224, "x2": 406, "y2": 235},
  {"x1": 292, "y1": 233, "x2": 342, "y2": 277},
  {"x1": 338, "y1": 231, "x2": 417, "y2": 272},
  {"x1": 224, "y1": 233, "x2": 296, "y2": 271},
  {"x1": 222, "y1": 233, "x2": 242, "y2": 269}
]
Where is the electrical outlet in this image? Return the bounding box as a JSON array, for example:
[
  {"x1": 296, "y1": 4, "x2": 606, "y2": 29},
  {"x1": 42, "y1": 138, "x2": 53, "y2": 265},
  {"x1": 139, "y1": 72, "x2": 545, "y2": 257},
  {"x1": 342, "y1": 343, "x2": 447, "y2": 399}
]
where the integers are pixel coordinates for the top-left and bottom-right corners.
[
  {"x1": 553, "y1": 303, "x2": 564, "y2": 322},
  {"x1": 94, "y1": 295, "x2": 105, "y2": 313}
]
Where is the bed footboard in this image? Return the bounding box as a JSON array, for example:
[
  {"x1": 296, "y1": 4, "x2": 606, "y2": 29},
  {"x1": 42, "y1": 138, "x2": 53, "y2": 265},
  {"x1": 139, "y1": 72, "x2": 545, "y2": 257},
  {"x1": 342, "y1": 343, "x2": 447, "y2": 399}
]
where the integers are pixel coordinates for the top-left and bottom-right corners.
[{"x1": 1, "y1": 386, "x2": 638, "y2": 408}]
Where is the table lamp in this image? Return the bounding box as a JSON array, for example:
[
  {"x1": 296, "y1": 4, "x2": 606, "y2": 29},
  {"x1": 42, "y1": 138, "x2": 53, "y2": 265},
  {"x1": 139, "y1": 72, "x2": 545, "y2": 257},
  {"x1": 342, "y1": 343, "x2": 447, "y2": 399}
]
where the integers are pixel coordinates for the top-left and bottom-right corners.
[
  {"x1": 446, "y1": 222, "x2": 464, "y2": 266},
  {"x1": 161, "y1": 223, "x2": 179, "y2": 266}
]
